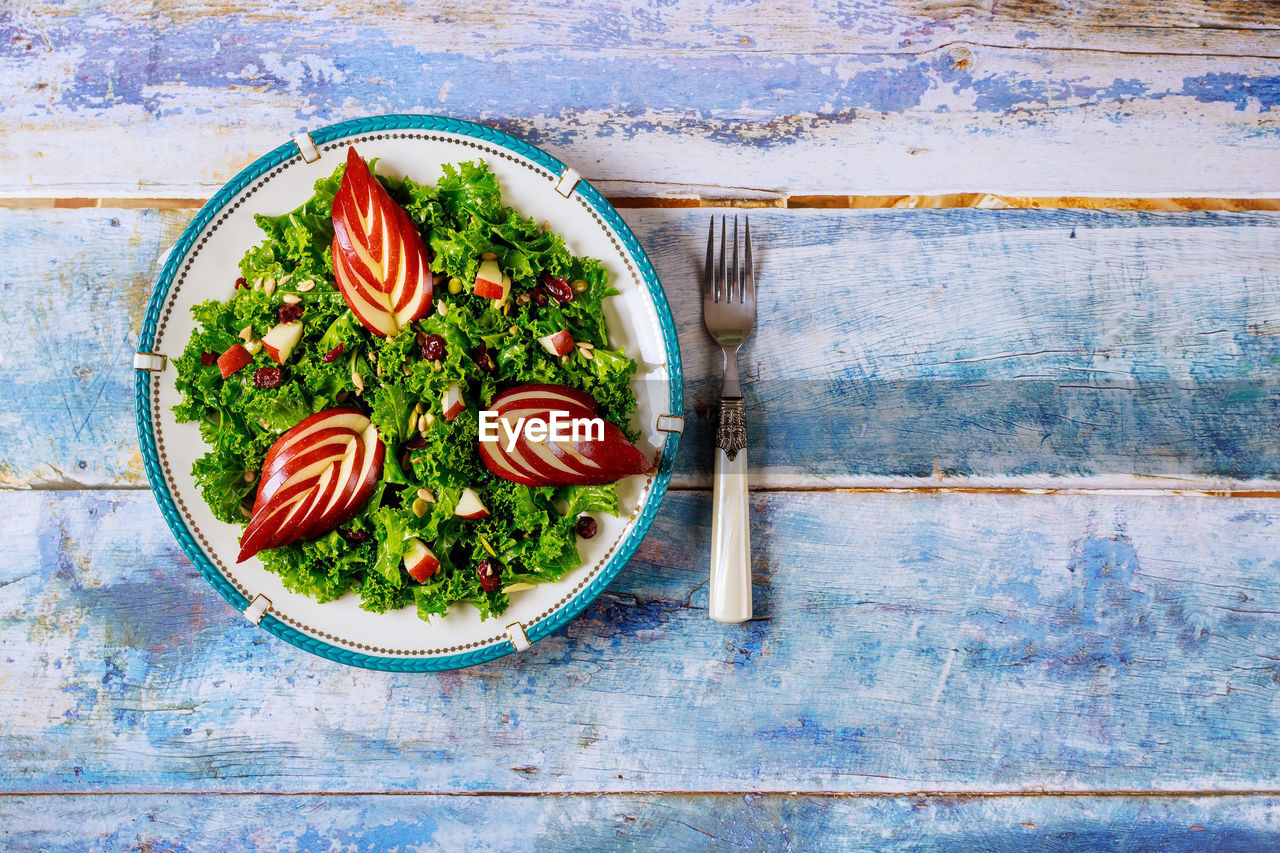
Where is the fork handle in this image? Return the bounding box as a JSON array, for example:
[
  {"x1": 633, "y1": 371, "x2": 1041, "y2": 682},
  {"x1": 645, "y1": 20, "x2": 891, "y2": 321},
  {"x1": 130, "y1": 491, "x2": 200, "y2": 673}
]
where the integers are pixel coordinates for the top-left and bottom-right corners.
[{"x1": 710, "y1": 398, "x2": 751, "y2": 623}]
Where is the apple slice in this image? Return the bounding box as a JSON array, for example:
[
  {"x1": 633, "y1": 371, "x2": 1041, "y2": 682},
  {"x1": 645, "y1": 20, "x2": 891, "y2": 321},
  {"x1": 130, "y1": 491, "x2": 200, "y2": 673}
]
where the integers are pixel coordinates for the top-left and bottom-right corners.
[
  {"x1": 442, "y1": 383, "x2": 465, "y2": 421},
  {"x1": 331, "y1": 147, "x2": 434, "y2": 337},
  {"x1": 261, "y1": 321, "x2": 304, "y2": 365},
  {"x1": 477, "y1": 384, "x2": 652, "y2": 487},
  {"x1": 538, "y1": 330, "x2": 574, "y2": 357},
  {"x1": 217, "y1": 344, "x2": 253, "y2": 378},
  {"x1": 403, "y1": 537, "x2": 441, "y2": 582},
  {"x1": 455, "y1": 487, "x2": 490, "y2": 520},
  {"x1": 237, "y1": 408, "x2": 385, "y2": 562},
  {"x1": 473, "y1": 259, "x2": 504, "y2": 299}
]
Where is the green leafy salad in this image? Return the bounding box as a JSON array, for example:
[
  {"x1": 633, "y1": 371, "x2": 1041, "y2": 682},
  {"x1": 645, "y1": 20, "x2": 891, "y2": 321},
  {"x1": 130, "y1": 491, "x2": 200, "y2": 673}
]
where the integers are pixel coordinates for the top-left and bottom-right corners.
[{"x1": 173, "y1": 158, "x2": 641, "y2": 621}]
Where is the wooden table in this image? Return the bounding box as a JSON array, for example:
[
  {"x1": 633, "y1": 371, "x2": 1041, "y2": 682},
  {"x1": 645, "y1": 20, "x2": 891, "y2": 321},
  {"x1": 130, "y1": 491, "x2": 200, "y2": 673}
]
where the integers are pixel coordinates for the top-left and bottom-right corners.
[{"x1": 5, "y1": 2, "x2": 1280, "y2": 849}]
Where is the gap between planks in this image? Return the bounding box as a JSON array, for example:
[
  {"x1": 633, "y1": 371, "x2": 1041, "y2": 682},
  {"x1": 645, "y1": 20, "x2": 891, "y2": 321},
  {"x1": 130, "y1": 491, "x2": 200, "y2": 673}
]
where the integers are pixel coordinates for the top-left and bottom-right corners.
[
  {"x1": 6, "y1": 789, "x2": 1280, "y2": 799},
  {"x1": 9, "y1": 484, "x2": 1280, "y2": 498},
  {"x1": 4, "y1": 196, "x2": 1280, "y2": 211}
]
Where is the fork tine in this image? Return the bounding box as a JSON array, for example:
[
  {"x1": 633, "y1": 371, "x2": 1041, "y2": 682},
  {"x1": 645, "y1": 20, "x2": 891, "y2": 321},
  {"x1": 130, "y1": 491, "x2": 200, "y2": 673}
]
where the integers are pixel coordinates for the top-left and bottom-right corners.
[
  {"x1": 718, "y1": 214, "x2": 726, "y2": 303},
  {"x1": 743, "y1": 215, "x2": 754, "y2": 307},
  {"x1": 704, "y1": 215, "x2": 715, "y2": 298},
  {"x1": 731, "y1": 215, "x2": 740, "y2": 303}
]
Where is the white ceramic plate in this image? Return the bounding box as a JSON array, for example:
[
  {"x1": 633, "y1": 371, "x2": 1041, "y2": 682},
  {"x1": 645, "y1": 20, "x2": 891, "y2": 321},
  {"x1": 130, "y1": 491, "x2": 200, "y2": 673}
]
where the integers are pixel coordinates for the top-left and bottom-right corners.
[{"x1": 135, "y1": 116, "x2": 683, "y2": 670}]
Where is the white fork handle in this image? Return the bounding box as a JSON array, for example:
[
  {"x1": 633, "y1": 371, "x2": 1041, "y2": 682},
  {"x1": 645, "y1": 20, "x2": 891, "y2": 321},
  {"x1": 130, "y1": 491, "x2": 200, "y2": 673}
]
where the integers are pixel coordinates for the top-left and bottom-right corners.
[{"x1": 710, "y1": 445, "x2": 752, "y2": 623}]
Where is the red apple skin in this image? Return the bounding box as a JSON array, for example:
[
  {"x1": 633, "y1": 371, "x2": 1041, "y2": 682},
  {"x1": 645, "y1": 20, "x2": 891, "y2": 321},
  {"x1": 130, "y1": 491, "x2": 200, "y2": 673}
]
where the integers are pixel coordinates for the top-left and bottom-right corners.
[
  {"x1": 237, "y1": 408, "x2": 385, "y2": 563},
  {"x1": 330, "y1": 147, "x2": 433, "y2": 337},
  {"x1": 477, "y1": 385, "x2": 653, "y2": 487},
  {"x1": 473, "y1": 278, "x2": 505, "y2": 300},
  {"x1": 404, "y1": 538, "x2": 441, "y2": 582},
  {"x1": 218, "y1": 344, "x2": 253, "y2": 378}
]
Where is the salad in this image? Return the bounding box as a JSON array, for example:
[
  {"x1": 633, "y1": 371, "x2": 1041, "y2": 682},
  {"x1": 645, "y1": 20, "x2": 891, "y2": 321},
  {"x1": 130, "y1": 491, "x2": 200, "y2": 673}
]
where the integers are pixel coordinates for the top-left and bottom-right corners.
[{"x1": 173, "y1": 148, "x2": 651, "y2": 621}]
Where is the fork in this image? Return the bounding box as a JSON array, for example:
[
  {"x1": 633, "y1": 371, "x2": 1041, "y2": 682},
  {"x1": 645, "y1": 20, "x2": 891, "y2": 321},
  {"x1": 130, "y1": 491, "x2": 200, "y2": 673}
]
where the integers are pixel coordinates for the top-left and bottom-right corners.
[{"x1": 703, "y1": 215, "x2": 756, "y2": 623}]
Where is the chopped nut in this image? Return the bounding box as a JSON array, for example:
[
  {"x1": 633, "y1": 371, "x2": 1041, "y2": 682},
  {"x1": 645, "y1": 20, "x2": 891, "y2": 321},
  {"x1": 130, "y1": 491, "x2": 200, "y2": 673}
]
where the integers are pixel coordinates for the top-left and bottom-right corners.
[
  {"x1": 578, "y1": 341, "x2": 595, "y2": 350},
  {"x1": 412, "y1": 498, "x2": 429, "y2": 518},
  {"x1": 423, "y1": 412, "x2": 435, "y2": 427},
  {"x1": 336, "y1": 390, "x2": 349, "y2": 403},
  {"x1": 578, "y1": 346, "x2": 595, "y2": 360},
  {"x1": 352, "y1": 369, "x2": 364, "y2": 393},
  {"x1": 433, "y1": 361, "x2": 442, "y2": 373},
  {"x1": 239, "y1": 325, "x2": 254, "y2": 342},
  {"x1": 432, "y1": 272, "x2": 447, "y2": 285},
  {"x1": 515, "y1": 293, "x2": 530, "y2": 306},
  {"x1": 243, "y1": 470, "x2": 256, "y2": 483},
  {"x1": 282, "y1": 293, "x2": 301, "y2": 305},
  {"x1": 296, "y1": 279, "x2": 316, "y2": 293},
  {"x1": 560, "y1": 354, "x2": 569, "y2": 364},
  {"x1": 240, "y1": 504, "x2": 252, "y2": 519},
  {"x1": 508, "y1": 325, "x2": 519, "y2": 335},
  {"x1": 417, "y1": 487, "x2": 435, "y2": 503},
  {"x1": 571, "y1": 279, "x2": 588, "y2": 293},
  {"x1": 375, "y1": 361, "x2": 383, "y2": 378},
  {"x1": 480, "y1": 251, "x2": 497, "y2": 261},
  {"x1": 437, "y1": 299, "x2": 448, "y2": 317}
]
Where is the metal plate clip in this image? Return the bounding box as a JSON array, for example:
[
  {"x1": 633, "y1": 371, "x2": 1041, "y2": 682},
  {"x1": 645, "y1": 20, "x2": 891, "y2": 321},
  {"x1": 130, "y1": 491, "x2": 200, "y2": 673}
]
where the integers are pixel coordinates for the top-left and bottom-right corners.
[
  {"x1": 133, "y1": 352, "x2": 168, "y2": 372},
  {"x1": 555, "y1": 167, "x2": 581, "y2": 198},
  {"x1": 293, "y1": 132, "x2": 321, "y2": 163},
  {"x1": 506, "y1": 622, "x2": 531, "y2": 652},
  {"x1": 243, "y1": 594, "x2": 272, "y2": 626}
]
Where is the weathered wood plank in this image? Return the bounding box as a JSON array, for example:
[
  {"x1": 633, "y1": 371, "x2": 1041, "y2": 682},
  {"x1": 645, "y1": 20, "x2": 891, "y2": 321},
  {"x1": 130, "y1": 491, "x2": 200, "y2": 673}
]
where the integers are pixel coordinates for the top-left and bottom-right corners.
[
  {"x1": 4, "y1": 793, "x2": 1280, "y2": 851},
  {"x1": 2, "y1": 5, "x2": 1279, "y2": 197},
  {"x1": 7, "y1": 488, "x2": 1280, "y2": 792},
  {"x1": 6, "y1": 207, "x2": 1280, "y2": 490}
]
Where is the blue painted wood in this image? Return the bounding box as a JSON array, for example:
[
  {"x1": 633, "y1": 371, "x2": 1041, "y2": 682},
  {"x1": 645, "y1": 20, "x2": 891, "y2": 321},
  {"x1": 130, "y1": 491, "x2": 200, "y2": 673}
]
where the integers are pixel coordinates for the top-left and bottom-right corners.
[
  {"x1": 2, "y1": 794, "x2": 1279, "y2": 852},
  {"x1": 6, "y1": 488, "x2": 1280, "y2": 792},
  {"x1": 2, "y1": 4, "x2": 1279, "y2": 197},
  {"x1": 6, "y1": 207, "x2": 1280, "y2": 489}
]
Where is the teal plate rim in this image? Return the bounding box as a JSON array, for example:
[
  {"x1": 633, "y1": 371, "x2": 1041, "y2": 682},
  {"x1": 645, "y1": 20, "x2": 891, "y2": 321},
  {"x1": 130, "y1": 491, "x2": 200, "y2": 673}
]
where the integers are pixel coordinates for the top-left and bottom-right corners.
[{"x1": 134, "y1": 114, "x2": 684, "y2": 672}]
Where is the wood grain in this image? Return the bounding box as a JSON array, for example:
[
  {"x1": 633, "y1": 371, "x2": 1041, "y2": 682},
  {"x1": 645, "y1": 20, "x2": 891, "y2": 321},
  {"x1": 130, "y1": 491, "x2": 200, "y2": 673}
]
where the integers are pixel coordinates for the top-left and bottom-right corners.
[
  {"x1": 7, "y1": 488, "x2": 1280, "y2": 793},
  {"x1": 6, "y1": 206, "x2": 1280, "y2": 490},
  {"x1": 3, "y1": 4, "x2": 1279, "y2": 198},
  {"x1": 3, "y1": 793, "x2": 1279, "y2": 851}
]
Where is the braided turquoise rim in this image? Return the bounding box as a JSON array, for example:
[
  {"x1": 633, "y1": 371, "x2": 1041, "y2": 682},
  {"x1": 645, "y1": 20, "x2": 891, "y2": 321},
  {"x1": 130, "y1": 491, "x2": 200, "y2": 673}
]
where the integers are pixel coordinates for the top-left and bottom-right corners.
[{"x1": 135, "y1": 114, "x2": 683, "y2": 671}]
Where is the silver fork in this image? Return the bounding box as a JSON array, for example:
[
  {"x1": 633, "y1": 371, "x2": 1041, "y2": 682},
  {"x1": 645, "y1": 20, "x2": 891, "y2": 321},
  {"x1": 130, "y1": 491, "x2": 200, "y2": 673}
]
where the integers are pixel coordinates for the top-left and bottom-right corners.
[{"x1": 703, "y1": 214, "x2": 755, "y2": 623}]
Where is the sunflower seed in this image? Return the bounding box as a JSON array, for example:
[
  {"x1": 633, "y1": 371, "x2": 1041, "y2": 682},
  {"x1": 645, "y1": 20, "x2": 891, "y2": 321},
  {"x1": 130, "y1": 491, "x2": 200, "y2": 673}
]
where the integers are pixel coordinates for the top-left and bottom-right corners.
[
  {"x1": 239, "y1": 326, "x2": 254, "y2": 341},
  {"x1": 480, "y1": 251, "x2": 497, "y2": 260},
  {"x1": 578, "y1": 346, "x2": 594, "y2": 360},
  {"x1": 296, "y1": 279, "x2": 316, "y2": 293},
  {"x1": 417, "y1": 487, "x2": 435, "y2": 503},
  {"x1": 263, "y1": 279, "x2": 277, "y2": 296},
  {"x1": 282, "y1": 293, "x2": 301, "y2": 305}
]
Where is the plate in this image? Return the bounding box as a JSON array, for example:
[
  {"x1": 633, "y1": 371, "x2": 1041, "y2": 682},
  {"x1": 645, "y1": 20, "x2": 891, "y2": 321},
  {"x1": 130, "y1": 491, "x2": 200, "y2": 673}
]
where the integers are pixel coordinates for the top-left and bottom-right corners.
[{"x1": 135, "y1": 115, "x2": 683, "y2": 671}]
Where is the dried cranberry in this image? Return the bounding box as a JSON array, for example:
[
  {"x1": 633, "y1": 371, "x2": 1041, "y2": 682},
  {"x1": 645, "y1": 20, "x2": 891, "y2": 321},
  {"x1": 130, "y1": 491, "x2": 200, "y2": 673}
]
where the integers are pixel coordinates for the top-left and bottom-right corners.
[
  {"x1": 575, "y1": 515, "x2": 598, "y2": 539},
  {"x1": 252, "y1": 366, "x2": 282, "y2": 389},
  {"x1": 476, "y1": 558, "x2": 502, "y2": 593},
  {"x1": 472, "y1": 342, "x2": 495, "y2": 373},
  {"x1": 338, "y1": 528, "x2": 371, "y2": 543},
  {"x1": 541, "y1": 274, "x2": 573, "y2": 303},
  {"x1": 530, "y1": 287, "x2": 548, "y2": 307},
  {"x1": 200, "y1": 351, "x2": 218, "y2": 367},
  {"x1": 405, "y1": 436, "x2": 428, "y2": 450},
  {"x1": 234, "y1": 276, "x2": 247, "y2": 290},
  {"x1": 322, "y1": 343, "x2": 344, "y2": 363},
  {"x1": 421, "y1": 333, "x2": 446, "y2": 361},
  {"x1": 278, "y1": 302, "x2": 303, "y2": 324}
]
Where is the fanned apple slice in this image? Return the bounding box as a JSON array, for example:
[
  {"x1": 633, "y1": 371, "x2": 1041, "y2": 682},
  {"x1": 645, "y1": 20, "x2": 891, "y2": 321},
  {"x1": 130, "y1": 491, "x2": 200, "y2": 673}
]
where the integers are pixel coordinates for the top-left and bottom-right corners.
[
  {"x1": 238, "y1": 408, "x2": 385, "y2": 562},
  {"x1": 331, "y1": 147, "x2": 433, "y2": 337},
  {"x1": 477, "y1": 384, "x2": 652, "y2": 487}
]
